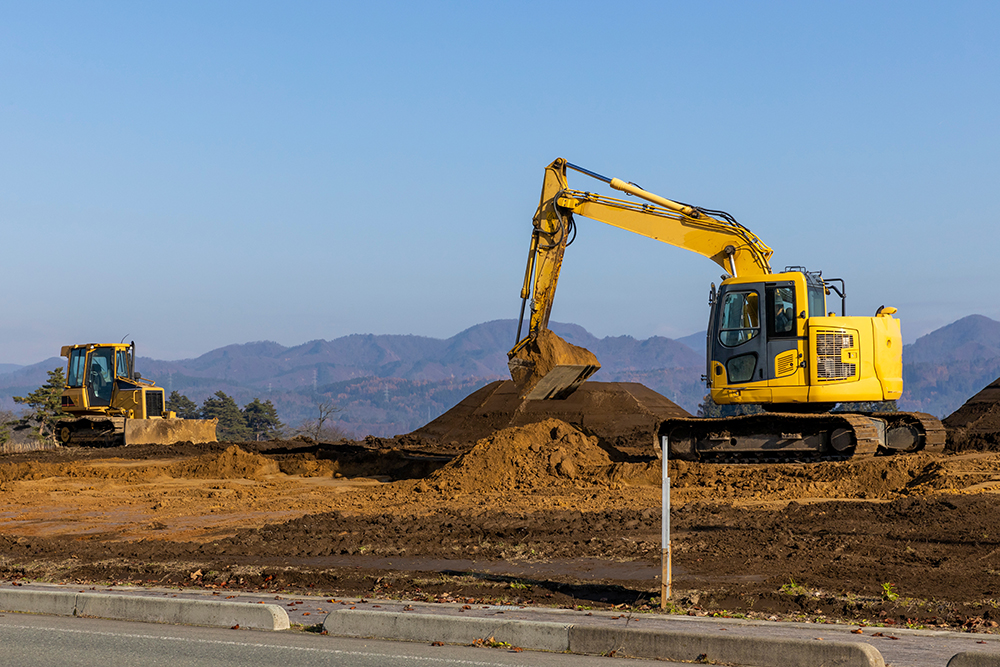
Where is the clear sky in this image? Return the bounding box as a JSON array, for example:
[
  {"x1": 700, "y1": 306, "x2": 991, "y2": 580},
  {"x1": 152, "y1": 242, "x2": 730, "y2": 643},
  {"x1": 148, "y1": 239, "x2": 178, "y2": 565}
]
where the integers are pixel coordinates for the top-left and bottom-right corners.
[{"x1": 2, "y1": 1, "x2": 998, "y2": 365}]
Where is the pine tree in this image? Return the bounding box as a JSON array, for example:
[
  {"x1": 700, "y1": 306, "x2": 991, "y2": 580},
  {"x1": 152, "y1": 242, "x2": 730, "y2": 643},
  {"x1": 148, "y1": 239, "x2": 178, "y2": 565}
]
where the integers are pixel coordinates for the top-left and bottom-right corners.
[
  {"x1": 200, "y1": 391, "x2": 252, "y2": 442},
  {"x1": 13, "y1": 368, "x2": 67, "y2": 442},
  {"x1": 242, "y1": 398, "x2": 284, "y2": 441},
  {"x1": 166, "y1": 391, "x2": 200, "y2": 419}
]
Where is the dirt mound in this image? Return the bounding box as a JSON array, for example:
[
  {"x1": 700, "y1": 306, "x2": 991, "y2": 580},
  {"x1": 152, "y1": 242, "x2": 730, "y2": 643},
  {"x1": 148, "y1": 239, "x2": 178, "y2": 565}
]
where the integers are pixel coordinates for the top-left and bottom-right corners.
[
  {"x1": 945, "y1": 377, "x2": 1000, "y2": 450},
  {"x1": 411, "y1": 380, "x2": 690, "y2": 456},
  {"x1": 415, "y1": 419, "x2": 613, "y2": 495},
  {"x1": 168, "y1": 445, "x2": 280, "y2": 480}
]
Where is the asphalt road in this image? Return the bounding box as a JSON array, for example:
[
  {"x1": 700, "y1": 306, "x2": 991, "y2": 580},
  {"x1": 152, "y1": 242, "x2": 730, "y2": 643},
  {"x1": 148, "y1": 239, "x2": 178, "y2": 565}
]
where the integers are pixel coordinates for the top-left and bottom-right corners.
[{"x1": 0, "y1": 613, "x2": 676, "y2": 667}]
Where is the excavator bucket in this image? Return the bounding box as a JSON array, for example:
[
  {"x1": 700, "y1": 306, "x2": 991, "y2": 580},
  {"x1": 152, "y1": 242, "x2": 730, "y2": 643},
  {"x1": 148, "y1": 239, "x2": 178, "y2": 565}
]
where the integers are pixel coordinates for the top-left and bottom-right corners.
[
  {"x1": 123, "y1": 417, "x2": 219, "y2": 446},
  {"x1": 508, "y1": 329, "x2": 601, "y2": 400}
]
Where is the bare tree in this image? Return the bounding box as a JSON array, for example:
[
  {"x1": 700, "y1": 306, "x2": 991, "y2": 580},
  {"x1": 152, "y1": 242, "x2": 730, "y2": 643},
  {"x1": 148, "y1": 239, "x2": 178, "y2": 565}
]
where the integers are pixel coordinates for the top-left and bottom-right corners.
[{"x1": 295, "y1": 399, "x2": 348, "y2": 442}]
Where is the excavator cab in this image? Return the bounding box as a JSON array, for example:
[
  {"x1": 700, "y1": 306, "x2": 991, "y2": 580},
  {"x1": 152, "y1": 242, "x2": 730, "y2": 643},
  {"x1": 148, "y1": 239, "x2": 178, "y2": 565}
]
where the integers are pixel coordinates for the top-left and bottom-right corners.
[{"x1": 707, "y1": 269, "x2": 903, "y2": 409}]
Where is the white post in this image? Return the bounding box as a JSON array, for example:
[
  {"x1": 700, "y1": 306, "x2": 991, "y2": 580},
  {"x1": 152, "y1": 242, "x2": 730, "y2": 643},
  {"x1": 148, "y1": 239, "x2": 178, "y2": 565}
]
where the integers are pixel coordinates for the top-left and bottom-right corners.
[{"x1": 661, "y1": 434, "x2": 671, "y2": 608}]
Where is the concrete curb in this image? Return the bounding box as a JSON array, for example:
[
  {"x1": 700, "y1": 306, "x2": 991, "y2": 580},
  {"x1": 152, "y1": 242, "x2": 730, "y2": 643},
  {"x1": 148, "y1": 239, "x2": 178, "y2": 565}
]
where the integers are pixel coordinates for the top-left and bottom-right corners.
[
  {"x1": 0, "y1": 589, "x2": 289, "y2": 631},
  {"x1": 324, "y1": 609, "x2": 572, "y2": 651},
  {"x1": 323, "y1": 609, "x2": 884, "y2": 667},
  {"x1": 569, "y1": 624, "x2": 884, "y2": 667},
  {"x1": 948, "y1": 653, "x2": 1000, "y2": 667}
]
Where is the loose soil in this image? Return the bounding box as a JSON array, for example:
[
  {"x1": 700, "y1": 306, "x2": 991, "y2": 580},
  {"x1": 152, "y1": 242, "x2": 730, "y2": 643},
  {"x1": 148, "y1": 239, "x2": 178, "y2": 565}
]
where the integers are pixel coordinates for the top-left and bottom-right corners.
[{"x1": 3, "y1": 380, "x2": 1000, "y2": 631}]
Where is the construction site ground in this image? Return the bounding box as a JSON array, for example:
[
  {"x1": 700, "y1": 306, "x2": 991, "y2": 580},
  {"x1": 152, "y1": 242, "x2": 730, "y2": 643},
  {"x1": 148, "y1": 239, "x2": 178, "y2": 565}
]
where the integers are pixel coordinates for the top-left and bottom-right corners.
[{"x1": 3, "y1": 380, "x2": 1000, "y2": 634}]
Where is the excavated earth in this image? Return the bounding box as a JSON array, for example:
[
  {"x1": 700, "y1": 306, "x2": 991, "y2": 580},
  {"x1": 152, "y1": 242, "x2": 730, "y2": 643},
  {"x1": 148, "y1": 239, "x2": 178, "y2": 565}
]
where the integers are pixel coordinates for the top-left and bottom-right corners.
[{"x1": 3, "y1": 380, "x2": 1000, "y2": 631}]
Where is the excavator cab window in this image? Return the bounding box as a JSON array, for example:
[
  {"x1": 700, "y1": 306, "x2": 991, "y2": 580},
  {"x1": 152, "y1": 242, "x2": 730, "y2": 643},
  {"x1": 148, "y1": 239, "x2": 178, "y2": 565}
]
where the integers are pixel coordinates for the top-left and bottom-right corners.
[
  {"x1": 808, "y1": 285, "x2": 827, "y2": 318},
  {"x1": 718, "y1": 291, "x2": 760, "y2": 347},
  {"x1": 67, "y1": 348, "x2": 87, "y2": 387},
  {"x1": 768, "y1": 286, "x2": 796, "y2": 336}
]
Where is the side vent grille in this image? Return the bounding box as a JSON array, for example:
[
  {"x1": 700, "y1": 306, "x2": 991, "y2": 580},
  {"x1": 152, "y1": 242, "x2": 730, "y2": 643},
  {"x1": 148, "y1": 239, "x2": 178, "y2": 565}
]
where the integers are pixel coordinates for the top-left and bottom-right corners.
[
  {"x1": 815, "y1": 331, "x2": 856, "y2": 381},
  {"x1": 145, "y1": 390, "x2": 164, "y2": 418},
  {"x1": 775, "y1": 351, "x2": 797, "y2": 377}
]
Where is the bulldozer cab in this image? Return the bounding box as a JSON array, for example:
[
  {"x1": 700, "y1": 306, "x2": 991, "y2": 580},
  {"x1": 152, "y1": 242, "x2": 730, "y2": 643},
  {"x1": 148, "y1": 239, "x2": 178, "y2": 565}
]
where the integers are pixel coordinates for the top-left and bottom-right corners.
[{"x1": 66, "y1": 344, "x2": 132, "y2": 407}]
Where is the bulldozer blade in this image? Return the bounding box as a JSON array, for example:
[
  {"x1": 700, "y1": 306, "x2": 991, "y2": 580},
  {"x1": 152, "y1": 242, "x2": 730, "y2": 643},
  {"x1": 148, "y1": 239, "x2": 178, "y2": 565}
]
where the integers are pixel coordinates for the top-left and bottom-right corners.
[
  {"x1": 123, "y1": 418, "x2": 218, "y2": 446},
  {"x1": 508, "y1": 329, "x2": 601, "y2": 400}
]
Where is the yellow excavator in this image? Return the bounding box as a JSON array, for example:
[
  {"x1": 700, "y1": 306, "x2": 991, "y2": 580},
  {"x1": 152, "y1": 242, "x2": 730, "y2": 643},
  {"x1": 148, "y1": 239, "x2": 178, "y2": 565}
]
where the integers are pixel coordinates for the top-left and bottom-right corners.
[
  {"x1": 56, "y1": 342, "x2": 217, "y2": 446},
  {"x1": 510, "y1": 158, "x2": 944, "y2": 460}
]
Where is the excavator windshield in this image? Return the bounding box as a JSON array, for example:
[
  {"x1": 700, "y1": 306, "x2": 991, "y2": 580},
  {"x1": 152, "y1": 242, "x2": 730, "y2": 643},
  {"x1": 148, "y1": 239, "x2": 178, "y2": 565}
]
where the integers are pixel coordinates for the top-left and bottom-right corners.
[{"x1": 718, "y1": 291, "x2": 760, "y2": 347}]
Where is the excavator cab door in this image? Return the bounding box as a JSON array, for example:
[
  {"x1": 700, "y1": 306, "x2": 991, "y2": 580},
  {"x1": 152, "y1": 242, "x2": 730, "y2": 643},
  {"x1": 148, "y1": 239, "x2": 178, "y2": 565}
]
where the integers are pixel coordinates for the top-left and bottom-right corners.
[
  {"x1": 712, "y1": 283, "x2": 766, "y2": 384},
  {"x1": 764, "y1": 282, "x2": 801, "y2": 382}
]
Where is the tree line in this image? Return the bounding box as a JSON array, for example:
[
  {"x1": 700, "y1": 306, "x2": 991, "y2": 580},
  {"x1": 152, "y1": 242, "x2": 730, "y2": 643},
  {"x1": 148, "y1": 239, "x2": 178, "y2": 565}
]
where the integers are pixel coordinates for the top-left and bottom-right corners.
[{"x1": 167, "y1": 391, "x2": 283, "y2": 442}]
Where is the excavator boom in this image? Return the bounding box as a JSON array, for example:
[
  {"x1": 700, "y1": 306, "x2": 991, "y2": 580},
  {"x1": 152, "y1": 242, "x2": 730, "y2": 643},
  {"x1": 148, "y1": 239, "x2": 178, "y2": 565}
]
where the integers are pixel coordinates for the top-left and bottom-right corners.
[{"x1": 510, "y1": 158, "x2": 773, "y2": 399}]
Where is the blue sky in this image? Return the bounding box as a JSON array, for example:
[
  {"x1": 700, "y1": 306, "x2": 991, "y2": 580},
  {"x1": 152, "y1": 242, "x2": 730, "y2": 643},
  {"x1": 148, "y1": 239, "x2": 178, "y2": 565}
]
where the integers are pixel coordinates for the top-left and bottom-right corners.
[{"x1": 2, "y1": 1, "x2": 998, "y2": 364}]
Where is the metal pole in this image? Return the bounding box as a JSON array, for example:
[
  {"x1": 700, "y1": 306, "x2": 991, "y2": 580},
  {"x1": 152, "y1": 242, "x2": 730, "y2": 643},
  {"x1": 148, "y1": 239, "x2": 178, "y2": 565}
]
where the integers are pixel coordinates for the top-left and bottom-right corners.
[{"x1": 661, "y1": 435, "x2": 671, "y2": 608}]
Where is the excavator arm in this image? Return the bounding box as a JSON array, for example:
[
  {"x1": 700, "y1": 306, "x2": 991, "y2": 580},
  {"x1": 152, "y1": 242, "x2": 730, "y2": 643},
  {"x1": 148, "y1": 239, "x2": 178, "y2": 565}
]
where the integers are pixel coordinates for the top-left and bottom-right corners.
[{"x1": 509, "y1": 158, "x2": 774, "y2": 399}]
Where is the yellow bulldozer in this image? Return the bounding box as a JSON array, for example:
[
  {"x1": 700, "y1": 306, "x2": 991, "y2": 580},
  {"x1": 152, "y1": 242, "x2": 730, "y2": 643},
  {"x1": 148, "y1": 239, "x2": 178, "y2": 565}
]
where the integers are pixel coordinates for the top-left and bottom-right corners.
[
  {"x1": 56, "y1": 342, "x2": 217, "y2": 446},
  {"x1": 510, "y1": 158, "x2": 944, "y2": 460}
]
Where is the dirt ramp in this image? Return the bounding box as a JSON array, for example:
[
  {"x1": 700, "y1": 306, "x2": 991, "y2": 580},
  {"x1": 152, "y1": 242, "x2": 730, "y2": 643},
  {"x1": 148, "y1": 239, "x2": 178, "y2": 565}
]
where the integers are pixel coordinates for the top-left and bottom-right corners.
[
  {"x1": 411, "y1": 380, "x2": 690, "y2": 455},
  {"x1": 945, "y1": 377, "x2": 1000, "y2": 450},
  {"x1": 168, "y1": 446, "x2": 280, "y2": 480}
]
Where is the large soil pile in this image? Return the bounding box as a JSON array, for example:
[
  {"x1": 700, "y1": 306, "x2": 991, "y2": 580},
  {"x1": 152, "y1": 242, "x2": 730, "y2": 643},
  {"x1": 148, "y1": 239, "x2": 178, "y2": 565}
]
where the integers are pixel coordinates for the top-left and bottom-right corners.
[
  {"x1": 945, "y1": 376, "x2": 1000, "y2": 450},
  {"x1": 411, "y1": 380, "x2": 689, "y2": 456}
]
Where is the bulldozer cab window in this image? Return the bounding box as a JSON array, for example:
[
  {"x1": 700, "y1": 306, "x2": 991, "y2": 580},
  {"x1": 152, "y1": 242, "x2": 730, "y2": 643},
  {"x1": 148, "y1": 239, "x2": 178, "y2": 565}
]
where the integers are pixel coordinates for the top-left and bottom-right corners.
[
  {"x1": 116, "y1": 349, "x2": 129, "y2": 379},
  {"x1": 88, "y1": 348, "x2": 114, "y2": 403},
  {"x1": 719, "y1": 291, "x2": 760, "y2": 347},
  {"x1": 67, "y1": 349, "x2": 87, "y2": 387}
]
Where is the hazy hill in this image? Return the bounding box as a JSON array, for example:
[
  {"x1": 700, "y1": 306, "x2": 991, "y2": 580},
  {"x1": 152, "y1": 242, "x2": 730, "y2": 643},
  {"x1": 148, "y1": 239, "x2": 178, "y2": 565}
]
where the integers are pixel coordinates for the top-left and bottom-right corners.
[
  {"x1": 903, "y1": 315, "x2": 1000, "y2": 363},
  {"x1": 899, "y1": 315, "x2": 1000, "y2": 417}
]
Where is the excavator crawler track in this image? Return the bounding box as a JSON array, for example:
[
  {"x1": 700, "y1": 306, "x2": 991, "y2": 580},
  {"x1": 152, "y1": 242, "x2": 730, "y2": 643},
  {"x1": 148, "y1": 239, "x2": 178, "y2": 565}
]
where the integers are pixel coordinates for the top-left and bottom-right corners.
[{"x1": 657, "y1": 411, "x2": 945, "y2": 462}]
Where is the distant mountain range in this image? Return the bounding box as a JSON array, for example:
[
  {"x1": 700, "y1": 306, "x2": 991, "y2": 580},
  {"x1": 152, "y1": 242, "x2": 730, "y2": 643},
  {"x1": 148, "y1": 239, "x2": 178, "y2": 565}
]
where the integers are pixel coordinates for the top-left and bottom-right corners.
[{"x1": 1, "y1": 315, "x2": 997, "y2": 437}]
